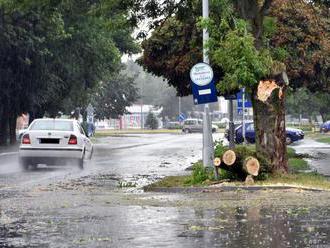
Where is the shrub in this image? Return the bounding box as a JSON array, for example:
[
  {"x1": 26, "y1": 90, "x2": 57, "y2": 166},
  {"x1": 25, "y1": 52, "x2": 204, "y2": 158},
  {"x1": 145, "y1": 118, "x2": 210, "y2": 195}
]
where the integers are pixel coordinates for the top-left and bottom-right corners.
[
  {"x1": 185, "y1": 162, "x2": 213, "y2": 185},
  {"x1": 145, "y1": 111, "x2": 159, "y2": 129}
]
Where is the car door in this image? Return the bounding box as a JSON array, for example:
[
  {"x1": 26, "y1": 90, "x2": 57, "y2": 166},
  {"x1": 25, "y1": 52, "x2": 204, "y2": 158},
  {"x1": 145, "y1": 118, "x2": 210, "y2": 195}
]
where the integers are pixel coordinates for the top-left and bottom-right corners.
[
  {"x1": 245, "y1": 123, "x2": 255, "y2": 143},
  {"x1": 197, "y1": 119, "x2": 203, "y2": 132},
  {"x1": 77, "y1": 123, "x2": 93, "y2": 159}
]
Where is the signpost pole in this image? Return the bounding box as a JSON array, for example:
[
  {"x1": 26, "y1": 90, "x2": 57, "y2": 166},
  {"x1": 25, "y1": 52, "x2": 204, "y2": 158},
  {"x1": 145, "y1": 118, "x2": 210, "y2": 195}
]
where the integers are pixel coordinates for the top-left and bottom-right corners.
[
  {"x1": 229, "y1": 99, "x2": 235, "y2": 149},
  {"x1": 242, "y1": 88, "x2": 246, "y2": 144},
  {"x1": 202, "y1": 0, "x2": 214, "y2": 169},
  {"x1": 179, "y1": 96, "x2": 182, "y2": 124}
]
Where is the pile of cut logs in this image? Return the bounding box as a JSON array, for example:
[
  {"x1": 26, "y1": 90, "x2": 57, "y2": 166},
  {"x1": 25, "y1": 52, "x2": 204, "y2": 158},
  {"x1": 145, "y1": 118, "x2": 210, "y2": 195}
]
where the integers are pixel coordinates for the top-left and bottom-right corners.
[{"x1": 214, "y1": 149, "x2": 260, "y2": 184}]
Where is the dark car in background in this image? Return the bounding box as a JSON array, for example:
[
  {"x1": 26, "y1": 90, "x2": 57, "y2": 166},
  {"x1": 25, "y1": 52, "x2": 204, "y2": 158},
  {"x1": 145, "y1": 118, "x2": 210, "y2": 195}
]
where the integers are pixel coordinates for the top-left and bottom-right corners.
[
  {"x1": 225, "y1": 121, "x2": 304, "y2": 145},
  {"x1": 320, "y1": 121, "x2": 330, "y2": 133}
]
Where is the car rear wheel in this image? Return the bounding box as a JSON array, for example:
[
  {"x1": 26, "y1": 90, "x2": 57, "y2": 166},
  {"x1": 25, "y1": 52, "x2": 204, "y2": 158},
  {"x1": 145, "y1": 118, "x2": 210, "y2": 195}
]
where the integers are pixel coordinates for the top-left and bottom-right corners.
[
  {"x1": 19, "y1": 158, "x2": 30, "y2": 171},
  {"x1": 77, "y1": 158, "x2": 84, "y2": 169}
]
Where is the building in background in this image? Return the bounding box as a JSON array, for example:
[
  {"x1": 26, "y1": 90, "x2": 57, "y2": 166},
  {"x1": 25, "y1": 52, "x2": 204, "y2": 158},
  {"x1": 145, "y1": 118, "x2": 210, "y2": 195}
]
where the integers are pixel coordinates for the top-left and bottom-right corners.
[{"x1": 95, "y1": 104, "x2": 163, "y2": 130}]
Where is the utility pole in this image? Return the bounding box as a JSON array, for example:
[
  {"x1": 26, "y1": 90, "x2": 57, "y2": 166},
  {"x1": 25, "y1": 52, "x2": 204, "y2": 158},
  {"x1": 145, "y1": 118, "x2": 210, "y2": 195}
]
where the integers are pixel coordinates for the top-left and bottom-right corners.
[
  {"x1": 179, "y1": 96, "x2": 181, "y2": 118},
  {"x1": 140, "y1": 81, "x2": 144, "y2": 129},
  {"x1": 242, "y1": 88, "x2": 246, "y2": 144},
  {"x1": 228, "y1": 99, "x2": 235, "y2": 149},
  {"x1": 202, "y1": 0, "x2": 214, "y2": 168}
]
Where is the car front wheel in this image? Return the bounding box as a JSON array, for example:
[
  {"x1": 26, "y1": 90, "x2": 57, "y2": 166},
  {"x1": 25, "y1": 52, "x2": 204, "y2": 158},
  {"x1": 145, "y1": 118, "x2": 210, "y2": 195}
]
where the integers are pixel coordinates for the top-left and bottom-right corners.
[
  {"x1": 286, "y1": 136, "x2": 292, "y2": 145},
  {"x1": 183, "y1": 129, "x2": 191, "y2": 134}
]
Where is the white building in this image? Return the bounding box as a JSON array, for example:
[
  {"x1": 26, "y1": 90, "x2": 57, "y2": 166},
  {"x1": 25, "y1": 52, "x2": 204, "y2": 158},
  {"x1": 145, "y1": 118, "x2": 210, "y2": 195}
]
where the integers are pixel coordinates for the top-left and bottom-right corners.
[{"x1": 95, "y1": 104, "x2": 163, "y2": 130}]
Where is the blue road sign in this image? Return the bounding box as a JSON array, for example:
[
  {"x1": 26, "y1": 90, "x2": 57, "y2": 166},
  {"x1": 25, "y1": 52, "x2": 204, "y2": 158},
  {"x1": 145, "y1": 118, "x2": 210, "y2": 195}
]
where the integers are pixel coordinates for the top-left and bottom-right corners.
[
  {"x1": 237, "y1": 89, "x2": 252, "y2": 108},
  {"x1": 190, "y1": 63, "x2": 218, "y2": 105},
  {"x1": 178, "y1": 113, "x2": 186, "y2": 122},
  {"x1": 191, "y1": 80, "x2": 218, "y2": 105}
]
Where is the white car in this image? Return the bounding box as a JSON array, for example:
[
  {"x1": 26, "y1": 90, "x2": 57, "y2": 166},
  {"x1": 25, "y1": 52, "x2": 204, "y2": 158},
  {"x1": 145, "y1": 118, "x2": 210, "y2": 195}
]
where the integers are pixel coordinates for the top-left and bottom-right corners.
[
  {"x1": 182, "y1": 118, "x2": 218, "y2": 133},
  {"x1": 19, "y1": 119, "x2": 93, "y2": 170}
]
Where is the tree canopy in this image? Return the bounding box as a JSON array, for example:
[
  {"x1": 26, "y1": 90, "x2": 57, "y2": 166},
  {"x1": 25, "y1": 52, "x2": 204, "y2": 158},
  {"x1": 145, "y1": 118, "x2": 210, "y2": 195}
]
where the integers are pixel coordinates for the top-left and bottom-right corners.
[
  {"x1": 138, "y1": 0, "x2": 330, "y2": 172},
  {"x1": 0, "y1": 0, "x2": 139, "y2": 144}
]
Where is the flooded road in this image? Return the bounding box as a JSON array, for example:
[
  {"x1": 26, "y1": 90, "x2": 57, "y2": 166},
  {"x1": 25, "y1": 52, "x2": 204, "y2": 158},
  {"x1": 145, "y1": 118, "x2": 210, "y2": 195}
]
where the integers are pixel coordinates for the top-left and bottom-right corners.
[
  {"x1": 0, "y1": 133, "x2": 329, "y2": 247},
  {"x1": 292, "y1": 138, "x2": 330, "y2": 176}
]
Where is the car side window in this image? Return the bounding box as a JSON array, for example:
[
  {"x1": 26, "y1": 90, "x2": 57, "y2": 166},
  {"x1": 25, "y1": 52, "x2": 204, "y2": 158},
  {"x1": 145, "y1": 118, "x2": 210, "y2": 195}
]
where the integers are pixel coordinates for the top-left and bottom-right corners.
[
  {"x1": 198, "y1": 120, "x2": 202, "y2": 125},
  {"x1": 185, "y1": 120, "x2": 194, "y2": 125},
  {"x1": 246, "y1": 124, "x2": 254, "y2": 131}
]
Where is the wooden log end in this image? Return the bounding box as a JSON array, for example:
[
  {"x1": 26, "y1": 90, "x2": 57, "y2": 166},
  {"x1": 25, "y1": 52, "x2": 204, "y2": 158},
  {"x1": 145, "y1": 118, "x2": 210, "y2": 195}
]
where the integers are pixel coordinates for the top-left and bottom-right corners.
[
  {"x1": 222, "y1": 150, "x2": 236, "y2": 166},
  {"x1": 213, "y1": 157, "x2": 221, "y2": 167},
  {"x1": 244, "y1": 157, "x2": 260, "y2": 176},
  {"x1": 245, "y1": 175, "x2": 254, "y2": 185}
]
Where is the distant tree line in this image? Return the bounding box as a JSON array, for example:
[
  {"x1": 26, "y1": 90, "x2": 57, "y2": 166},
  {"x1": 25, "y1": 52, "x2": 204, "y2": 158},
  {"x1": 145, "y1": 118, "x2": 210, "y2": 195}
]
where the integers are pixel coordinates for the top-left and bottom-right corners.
[{"x1": 0, "y1": 0, "x2": 139, "y2": 145}]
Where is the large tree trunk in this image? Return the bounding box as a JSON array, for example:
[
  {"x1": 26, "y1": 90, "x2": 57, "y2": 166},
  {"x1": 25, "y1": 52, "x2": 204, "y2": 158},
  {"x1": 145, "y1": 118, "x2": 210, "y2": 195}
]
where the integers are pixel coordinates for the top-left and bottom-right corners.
[
  {"x1": 252, "y1": 81, "x2": 288, "y2": 173},
  {"x1": 9, "y1": 114, "x2": 17, "y2": 145},
  {"x1": 0, "y1": 102, "x2": 9, "y2": 146}
]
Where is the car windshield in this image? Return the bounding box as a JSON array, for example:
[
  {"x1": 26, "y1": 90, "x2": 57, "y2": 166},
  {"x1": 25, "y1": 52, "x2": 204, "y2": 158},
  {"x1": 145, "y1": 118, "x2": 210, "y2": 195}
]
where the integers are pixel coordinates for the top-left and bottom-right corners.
[{"x1": 30, "y1": 120, "x2": 73, "y2": 131}]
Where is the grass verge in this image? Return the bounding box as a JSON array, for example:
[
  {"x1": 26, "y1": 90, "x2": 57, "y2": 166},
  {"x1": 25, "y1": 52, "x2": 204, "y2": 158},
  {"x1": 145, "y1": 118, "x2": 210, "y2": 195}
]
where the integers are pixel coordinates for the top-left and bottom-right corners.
[
  {"x1": 316, "y1": 137, "x2": 330, "y2": 144},
  {"x1": 146, "y1": 147, "x2": 330, "y2": 191},
  {"x1": 94, "y1": 129, "x2": 181, "y2": 137}
]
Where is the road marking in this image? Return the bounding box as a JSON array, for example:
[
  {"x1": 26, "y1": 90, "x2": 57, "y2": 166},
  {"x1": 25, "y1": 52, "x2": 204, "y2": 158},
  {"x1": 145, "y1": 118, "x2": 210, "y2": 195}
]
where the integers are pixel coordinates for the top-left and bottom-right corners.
[{"x1": 0, "y1": 152, "x2": 18, "y2": 157}]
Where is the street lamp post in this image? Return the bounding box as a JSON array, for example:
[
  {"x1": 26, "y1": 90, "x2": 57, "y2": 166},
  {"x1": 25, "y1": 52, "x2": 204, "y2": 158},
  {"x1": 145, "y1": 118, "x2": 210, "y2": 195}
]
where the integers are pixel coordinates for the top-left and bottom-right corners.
[{"x1": 202, "y1": 0, "x2": 214, "y2": 168}]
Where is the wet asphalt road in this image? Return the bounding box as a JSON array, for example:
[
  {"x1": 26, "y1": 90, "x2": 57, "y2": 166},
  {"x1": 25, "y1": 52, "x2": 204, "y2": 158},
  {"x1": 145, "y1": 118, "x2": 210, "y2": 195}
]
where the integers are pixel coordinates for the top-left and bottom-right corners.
[
  {"x1": 0, "y1": 133, "x2": 329, "y2": 248},
  {"x1": 291, "y1": 138, "x2": 330, "y2": 176}
]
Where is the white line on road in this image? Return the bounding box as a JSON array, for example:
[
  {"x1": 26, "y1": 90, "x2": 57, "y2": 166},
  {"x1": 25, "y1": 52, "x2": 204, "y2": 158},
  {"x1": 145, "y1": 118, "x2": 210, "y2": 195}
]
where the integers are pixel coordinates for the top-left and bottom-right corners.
[{"x1": 0, "y1": 152, "x2": 18, "y2": 157}]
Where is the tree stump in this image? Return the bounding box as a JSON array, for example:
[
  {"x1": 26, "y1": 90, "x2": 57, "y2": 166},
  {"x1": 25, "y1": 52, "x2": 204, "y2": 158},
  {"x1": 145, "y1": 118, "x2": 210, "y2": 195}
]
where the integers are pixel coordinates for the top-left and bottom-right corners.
[
  {"x1": 243, "y1": 156, "x2": 260, "y2": 176},
  {"x1": 245, "y1": 175, "x2": 254, "y2": 185},
  {"x1": 222, "y1": 150, "x2": 236, "y2": 166}
]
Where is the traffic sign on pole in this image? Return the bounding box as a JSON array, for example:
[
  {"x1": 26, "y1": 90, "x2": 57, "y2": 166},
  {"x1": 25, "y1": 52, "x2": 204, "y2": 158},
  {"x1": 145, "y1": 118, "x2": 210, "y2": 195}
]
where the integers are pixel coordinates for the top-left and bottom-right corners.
[
  {"x1": 178, "y1": 113, "x2": 186, "y2": 122},
  {"x1": 190, "y1": 63, "x2": 218, "y2": 105}
]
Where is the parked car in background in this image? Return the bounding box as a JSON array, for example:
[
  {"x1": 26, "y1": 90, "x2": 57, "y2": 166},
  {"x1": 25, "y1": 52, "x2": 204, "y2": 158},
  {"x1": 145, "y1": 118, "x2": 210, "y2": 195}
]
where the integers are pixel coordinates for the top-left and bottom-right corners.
[
  {"x1": 320, "y1": 121, "x2": 330, "y2": 133},
  {"x1": 225, "y1": 121, "x2": 304, "y2": 144},
  {"x1": 19, "y1": 118, "x2": 93, "y2": 170},
  {"x1": 182, "y1": 118, "x2": 218, "y2": 133}
]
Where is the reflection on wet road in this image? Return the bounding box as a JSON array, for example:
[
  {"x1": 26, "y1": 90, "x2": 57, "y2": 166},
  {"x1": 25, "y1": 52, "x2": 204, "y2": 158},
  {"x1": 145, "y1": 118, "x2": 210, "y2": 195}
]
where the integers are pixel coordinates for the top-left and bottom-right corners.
[
  {"x1": 292, "y1": 138, "x2": 330, "y2": 176},
  {"x1": 0, "y1": 133, "x2": 329, "y2": 247}
]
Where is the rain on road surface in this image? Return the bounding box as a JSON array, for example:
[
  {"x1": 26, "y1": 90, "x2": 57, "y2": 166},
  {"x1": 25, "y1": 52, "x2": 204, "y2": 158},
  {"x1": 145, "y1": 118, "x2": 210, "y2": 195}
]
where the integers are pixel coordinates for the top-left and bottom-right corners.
[
  {"x1": 0, "y1": 133, "x2": 329, "y2": 248},
  {"x1": 292, "y1": 138, "x2": 330, "y2": 176}
]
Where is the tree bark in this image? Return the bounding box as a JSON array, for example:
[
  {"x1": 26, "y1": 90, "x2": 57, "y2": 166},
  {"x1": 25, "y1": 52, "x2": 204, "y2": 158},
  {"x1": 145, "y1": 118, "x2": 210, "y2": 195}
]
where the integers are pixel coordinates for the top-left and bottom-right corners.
[
  {"x1": 0, "y1": 102, "x2": 9, "y2": 146},
  {"x1": 252, "y1": 83, "x2": 288, "y2": 173},
  {"x1": 9, "y1": 114, "x2": 17, "y2": 145}
]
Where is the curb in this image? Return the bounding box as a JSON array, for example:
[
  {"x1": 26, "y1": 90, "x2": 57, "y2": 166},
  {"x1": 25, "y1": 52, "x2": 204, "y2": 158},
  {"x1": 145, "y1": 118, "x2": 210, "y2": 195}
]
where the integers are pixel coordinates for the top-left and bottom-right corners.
[
  {"x1": 0, "y1": 152, "x2": 18, "y2": 157},
  {"x1": 143, "y1": 185, "x2": 326, "y2": 193}
]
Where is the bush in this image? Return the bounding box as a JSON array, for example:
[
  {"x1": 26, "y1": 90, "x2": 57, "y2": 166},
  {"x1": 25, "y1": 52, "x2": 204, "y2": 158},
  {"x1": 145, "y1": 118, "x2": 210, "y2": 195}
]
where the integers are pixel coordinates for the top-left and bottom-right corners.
[
  {"x1": 185, "y1": 162, "x2": 214, "y2": 185},
  {"x1": 145, "y1": 111, "x2": 159, "y2": 129}
]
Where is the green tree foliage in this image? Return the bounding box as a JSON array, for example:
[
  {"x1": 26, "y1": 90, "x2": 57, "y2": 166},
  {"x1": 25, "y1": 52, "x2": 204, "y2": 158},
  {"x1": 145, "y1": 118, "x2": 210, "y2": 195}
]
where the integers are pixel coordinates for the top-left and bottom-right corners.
[
  {"x1": 286, "y1": 88, "x2": 330, "y2": 122},
  {"x1": 269, "y1": 0, "x2": 330, "y2": 92},
  {"x1": 207, "y1": 18, "x2": 272, "y2": 94},
  {"x1": 138, "y1": 0, "x2": 330, "y2": 173},
  {"x1": 0, "y1": 0, "x2": 139, "y2": 145},
  {"x1": 139, "y1": 15, "x2": 202, "y2": 96},
  {"x1": 92, "y1": 74, "x2": 139, "y2": 120}
]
